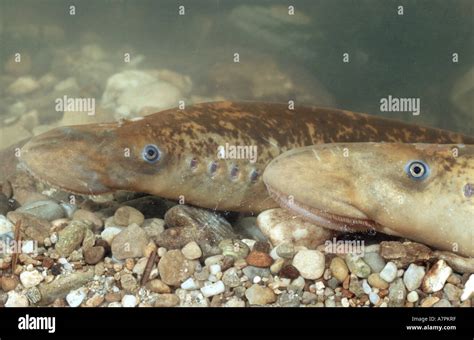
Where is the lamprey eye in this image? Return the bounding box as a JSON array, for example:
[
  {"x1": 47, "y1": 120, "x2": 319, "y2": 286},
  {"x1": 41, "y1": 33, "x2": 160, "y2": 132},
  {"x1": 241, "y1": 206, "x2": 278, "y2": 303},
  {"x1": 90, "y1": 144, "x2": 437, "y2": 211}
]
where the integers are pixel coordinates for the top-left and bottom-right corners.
[
  {"x1": 142, "y1": 144, "x2": 161, "y2": 163},
  {"x1": 405, "y1": 160, "x2": 429, "y2": 180}
]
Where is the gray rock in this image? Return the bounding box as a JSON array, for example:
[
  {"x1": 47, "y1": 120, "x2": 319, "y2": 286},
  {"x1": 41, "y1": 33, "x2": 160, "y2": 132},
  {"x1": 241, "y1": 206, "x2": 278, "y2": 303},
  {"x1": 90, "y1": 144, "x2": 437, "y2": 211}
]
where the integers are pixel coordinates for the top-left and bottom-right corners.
[
  {"x1": 345, "y1": 254, "x2": 371, "y2": 279},
  {"x1": 16, "y1": 200, "x2": 65, "y2": 221},
  {"x1": 388, "y1": 278, "x2": 407, "y2": 307},
  {"x1": 379, "y1": 262, "x2": 398, "y2": 283},
  {"x1": 403, "y1": 264, "x2": 425, "y2": 291},
  {"x1": 222, "y1": 267, "x2": 241, "y2": 288},
  {"x1": 278, "y1": 291, "x2": 300, "y2": 307},
  {"x1": 38, "y1": 268, "x2": 94, "y2": 305},
  {"x1": 55, "y1": 221, "x2": 87, "y2": 257},
  {"x1": 276, "y1": 242, "x2": 295, "y2": 259},
  {"x1": 111, "y1": 223, "x2": 149, "y2": 260},
  {"x1": 443, "y1": 283, "x2": 462, "y2": 301},
  {"x1": 349, "y1": 276, "x2": 365, "y2": 298},
  {"x1": 363, "y1": 252, "x2": 386, "y2": 273},
  {"x1": 242, "y1": 266, "x2": 271, "y2": 281}
]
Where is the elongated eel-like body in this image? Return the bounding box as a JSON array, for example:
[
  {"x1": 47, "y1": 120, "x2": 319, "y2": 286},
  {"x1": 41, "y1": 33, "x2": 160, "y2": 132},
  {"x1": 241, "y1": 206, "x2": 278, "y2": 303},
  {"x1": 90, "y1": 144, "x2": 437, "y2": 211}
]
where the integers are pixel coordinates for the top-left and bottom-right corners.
[
  {"x1": 263, "y1": 143, "x2": 474, "y2": 257},
  {"x1": 19, "y1": 101, "x2": 474, "y2": 212}
]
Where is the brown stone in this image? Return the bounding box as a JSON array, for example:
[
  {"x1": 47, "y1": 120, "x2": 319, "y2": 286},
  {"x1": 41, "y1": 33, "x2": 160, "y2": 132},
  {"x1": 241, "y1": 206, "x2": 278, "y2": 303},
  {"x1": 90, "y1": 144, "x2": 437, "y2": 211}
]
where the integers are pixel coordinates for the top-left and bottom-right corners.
[
  {"x1": 84, "y1": 246, "x2": 105, "y2": 265},
  {"x1": 280, "y1": 265, "x2": 300, "y2": 279},
  {"x1": 246, "y1": 250, "x2": 273, "y2": 268}
]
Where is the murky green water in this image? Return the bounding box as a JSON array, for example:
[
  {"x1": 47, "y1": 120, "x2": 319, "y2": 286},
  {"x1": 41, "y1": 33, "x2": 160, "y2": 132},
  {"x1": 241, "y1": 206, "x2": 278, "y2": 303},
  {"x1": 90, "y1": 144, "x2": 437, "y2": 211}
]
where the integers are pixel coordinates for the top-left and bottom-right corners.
[{"x1": 0, "y1": 0, "x2": 473, "y2": 150}]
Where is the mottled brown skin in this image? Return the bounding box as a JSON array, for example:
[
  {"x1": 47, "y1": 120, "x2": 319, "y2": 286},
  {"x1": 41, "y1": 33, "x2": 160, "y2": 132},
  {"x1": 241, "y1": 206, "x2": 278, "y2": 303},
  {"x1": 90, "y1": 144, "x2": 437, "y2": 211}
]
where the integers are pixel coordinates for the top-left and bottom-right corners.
[
  {"x1": 0, "y1": 139, "x2": 29, "y2": 182},
  {"x1": 263, "y1": 143, "x2": 474, "y2": 257},
  {"x1": 19, "y1": 101, "x2": 474, "y2": 212}
]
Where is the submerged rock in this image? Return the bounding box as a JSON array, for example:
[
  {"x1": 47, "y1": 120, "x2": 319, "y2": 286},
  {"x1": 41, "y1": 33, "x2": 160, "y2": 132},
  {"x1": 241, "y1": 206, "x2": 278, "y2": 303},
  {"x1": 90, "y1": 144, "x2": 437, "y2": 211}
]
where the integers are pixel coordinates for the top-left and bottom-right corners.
[{"x1": 257, "y1": 208, "x2": 335, "y2": 248}]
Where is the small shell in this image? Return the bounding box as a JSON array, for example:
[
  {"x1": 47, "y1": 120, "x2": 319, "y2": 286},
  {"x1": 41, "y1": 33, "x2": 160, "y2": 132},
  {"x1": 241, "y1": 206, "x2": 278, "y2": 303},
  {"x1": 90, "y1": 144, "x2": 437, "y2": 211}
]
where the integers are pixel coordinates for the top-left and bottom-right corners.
[{"x1": 218, "y1": 239, "x2": 250, "y2": 259}]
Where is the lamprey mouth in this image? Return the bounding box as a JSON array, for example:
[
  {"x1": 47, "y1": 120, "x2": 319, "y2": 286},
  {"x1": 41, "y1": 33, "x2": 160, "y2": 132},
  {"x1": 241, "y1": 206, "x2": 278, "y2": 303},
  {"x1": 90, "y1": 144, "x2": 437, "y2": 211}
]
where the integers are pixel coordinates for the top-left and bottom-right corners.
[{"x1": 265, "y1": 183, "x2": 381, "y2": 233}]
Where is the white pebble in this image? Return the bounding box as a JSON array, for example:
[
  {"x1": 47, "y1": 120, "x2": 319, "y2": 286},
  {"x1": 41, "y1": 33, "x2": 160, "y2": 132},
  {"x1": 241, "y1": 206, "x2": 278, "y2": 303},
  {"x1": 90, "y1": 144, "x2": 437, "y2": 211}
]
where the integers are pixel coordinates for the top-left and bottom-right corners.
[
  {"x1": 315, "y1": 281, "x2": 325, "y2": 290},
  {"x1": 241, "y1": 239, "x2": 256, "y2": 250},
  {"x1": 369, "y1": 292, "x2": 380, "y2": 305},
  {"x1": 181, "y1": 277, "x2": 199, "y2": 290},
  {"x1": 200, "y1": 281, "x2": 225, "y2": 298},
  {"x1": 362, "y1": 279, "x2": 372, "y2": 294},
  {"x1": 407, "y1": 291, "x2": 419, "y2": 303},
  {"x1": 20, "y1": 270, "x2": 44, "y2": 288},
  {"x1": 341, "y1": 297, "x2": 350, "y2": 307},
  {"x1": 66, "y1": 288, "x2": 87, "y2": 307},
  {"x1": 21, "y1": 240, "x2": 36, "y2": 254},
  {"x1": 379, "y1": 262, "x2": 397, "y2": 283},
  {"x1": 209, "y1": 264, "x2": 221, "y2": 275},
  {"x1": 461, "y1": 274, "x2": 474, "y2": 301},
  {"x1": 253, "y1": 276, "x2": 262, "y2": 284},
  {"x1": 121, "y1": 295, "x2": 137, "y2": 307},
  {"x1": 108, "y1": 302, "x2": 122, "y2": 307},
  {"x1": 5, "y1": 291, "x2": 29, "y2": 307}
]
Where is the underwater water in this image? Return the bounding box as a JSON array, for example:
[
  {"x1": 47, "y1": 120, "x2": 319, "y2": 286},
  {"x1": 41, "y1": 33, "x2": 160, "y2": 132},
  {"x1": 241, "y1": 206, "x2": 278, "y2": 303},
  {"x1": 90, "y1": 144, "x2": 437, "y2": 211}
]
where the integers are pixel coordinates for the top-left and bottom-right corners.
[{"x1": 0, "y1": 0, "x2": 472, "y2": 314}]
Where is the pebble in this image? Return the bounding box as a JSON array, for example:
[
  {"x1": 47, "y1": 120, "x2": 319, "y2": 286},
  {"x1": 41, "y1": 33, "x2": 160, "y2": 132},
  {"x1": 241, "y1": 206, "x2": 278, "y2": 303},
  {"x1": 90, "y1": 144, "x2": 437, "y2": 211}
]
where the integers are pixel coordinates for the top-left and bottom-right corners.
[
  {"x1": 21, "y1": 240, "x2": 36, "y2": 254},
  {"x1": 209, "y1": 264, "x2": 221, "y2": 275},
  {"x1": 142, "y1": 218, "x2": 165, "y2": 241},
  {"x1": 345, "y1": 254, "x2": 371, "y2": 278},
  {"x1": 461, "y1": 274, "x2": 474, "y2": 301},
  {"x1": 276, "y1": 242, "x2": 295, "y2": 259},
  {"x1": 407, "y1": 290, "x2": 419, "y2": 303},
  {"x1": 278, "y1": 291, "x2": 300, "y2": 307},
  {"x1": 154, "y1": 294, "x2": 180, "y2": 307},
  {"x1": 330, "y1": 257, "x2": 349, "y2": 282},
  {"x1": 380, "y1": 241, "x2": 433, "y2": 267},
  {"x1": 85, "y1": 294, "x2": 104, "y2": 307},
  {"x1": 181, "y1": 277, "x2": 199, "y2": 290},
  {"x1": 362, "y1": 279, "x2": 372, "y2": 294},
  {"x1": 16, "y1": 200, "x2": 65, "y2": 221},
  {"x1": 245, "y1": 284, "x2": 276, "y2": 305},
  {"x1": 292, "y1": 249, "x2": 325, "y2": 280},
  {"x1": 114, "y1": 206, "x2": 144, "y2": 226},
  {"x1": 6, "y1": 212, "x2": 51, "y2": 245},
  {"x1": 422, "y1": 260, "x2": 452, "y2": 293},
  {"x1": 0, "y1": 214, "x2": 14, "y2": 235},
  {"x1": 20, "y1": 270, "x2": 44, "y2": 288},
  {"x1": 176, "y1": 289, "x2": 209, "y2": 307},
  {"x1": 388, "y1": 278, "x2": 407, "y2": 307},
  {"x1": 5, "y1": 291, "x2": 29, "y2": 307},
  {"x1": 367, "y1": 273, "x2": 389, "y2": 290},
  {"x1": 348, "y1": 276, "x2": 365, "y2": 298},
  {"x1": 200, "y1": 281, "x2": 225, "y2": 297},
  {"x1": 242, "y1": 266, "x2": 271, "y2": 281},
  {"x1": 72, "y1": 209, "x2": 103, "y2": 231},
  {"x1": 223, "y1": 296, "x2": 246, "y2": 307},
  {"x1": 121, "y1": 294, "x2": 138, "y2": 307},
  {"x1": 120, "y1": 273, "x2": 138, "y2": 292},
  {"x1": 100, "y1": 226, "x2": 123, "y2": 244},
  {"x1": 55, "y1": 221, "x2": 87, "y2": 257},
  {"x1": 421, "y1": 296, "x2": 440, "y2": 307},
  {"x1": 181, "y1": 241, "x2": 202, "y2": 260},
  {"x1": 146, "y1": 279, "x2": 171, "y2": 293},
  {"x1": 341, "y1": 297, "x2": 350, "y2": 307},
  {"x1": 369, "y1": 292, "x2": 380, "y2": 305},
  {"x1": 84, "y1": 246, "x2": 105, "y2": 265},
  {"x1": 66, "y1": 287, "x2": 87, "y2": 307},
  {"x1": 379, "y1": 262, "x2": 398, "y2": 283},
  {"x1": 38, "y1": 268, "x2": 94, "y2": 305},
  {"x1": 256, "y1": 208, "x2": 335, "y2": 248},
  {"x1": 246, "y1": 250, "x2": 273, "y2": 268},
  {"x1": 1, "y1": 276, "x2": 19, "y2": 291},
  {"x1": 362, "y1": 252, "x2": 386, "y2": 273},
  {"x1": 218, "y1": 239, "x2": 250, "y2": 259},
  {"x1": 111, "y1": 223, "x2": 149, "y2": 259},
  {"x1": 433, "y1": 299, "x2": 451, "y2": 307},
  {"x1": 270, "y1": 258, "x2": 285, "y2": 274},
  {"x1": 158, "y1": 249, "x2": 195, "y2": 286},
  {"x1": 403, "y1": 264, "x2": 425, "y2": 291},
  {"x1": 219, "y1": 268, "x2": 239, "y2": 288}
]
